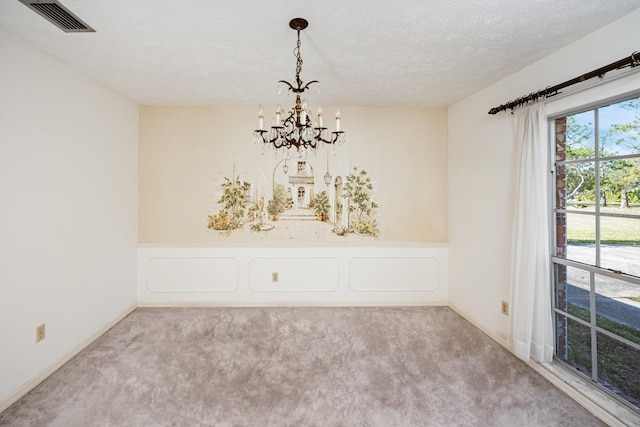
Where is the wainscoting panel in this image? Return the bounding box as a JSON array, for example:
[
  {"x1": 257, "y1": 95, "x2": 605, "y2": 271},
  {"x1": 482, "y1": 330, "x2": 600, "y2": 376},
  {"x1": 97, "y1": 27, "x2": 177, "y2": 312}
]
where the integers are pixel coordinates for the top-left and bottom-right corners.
[
  {"x1": 138, "y1": 245, "x2": 448, "y2": 305},
  {"x1": 349, "y1": 257, "x2": 439, "y2": 292},
  {"x1": 146, "y1": 257, "x2": 239, "y2": 293},
  {"x1": 249, "y1": 257, "x2": 339, "y2": 292}
]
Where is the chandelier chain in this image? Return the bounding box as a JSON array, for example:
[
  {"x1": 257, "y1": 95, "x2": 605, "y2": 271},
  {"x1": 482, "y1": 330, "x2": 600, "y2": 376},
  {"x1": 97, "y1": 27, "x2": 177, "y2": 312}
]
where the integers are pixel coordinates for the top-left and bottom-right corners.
[{"x1": 294, "y1": 30, "x2": 303, "y2": 87}]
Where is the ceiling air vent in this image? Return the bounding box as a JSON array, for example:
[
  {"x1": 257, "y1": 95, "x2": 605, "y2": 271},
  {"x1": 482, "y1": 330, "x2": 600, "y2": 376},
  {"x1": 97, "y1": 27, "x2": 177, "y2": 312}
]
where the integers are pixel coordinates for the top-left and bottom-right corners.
[{"x1": 19, "y1": 0, "x2": 95, "y2": 33}]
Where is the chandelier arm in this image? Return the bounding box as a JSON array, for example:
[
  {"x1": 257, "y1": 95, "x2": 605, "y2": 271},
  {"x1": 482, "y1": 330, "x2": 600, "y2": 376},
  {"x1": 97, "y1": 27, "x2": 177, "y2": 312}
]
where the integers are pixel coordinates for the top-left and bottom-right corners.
[
  {"x1": 264, "y1": 132, "x2": 276, "y2": 146},
  {"x1": 314, "y1": 134, "x2": 335, "y2": 145},
  {"x1": 301, "y1": 80, "x2": 319, "y2": 91},
  {"x1": 281, "y1": 117, "x2": 299, "y2": 147},
  {"x1": 314, "y1": 130, "x2": 345, "y2": 145},
  {"x1": 281, "y1": 110, "x2": 297, "y2": 129},
  {"x1": 278, "y1": 80, "x2": 295, "y2": 92},
  {"x1": 312, "y1": 128, "x2": 330, "y2": 144},
  {"x1": 254, "y1": 130, "x2": 268, "y2": 145}
]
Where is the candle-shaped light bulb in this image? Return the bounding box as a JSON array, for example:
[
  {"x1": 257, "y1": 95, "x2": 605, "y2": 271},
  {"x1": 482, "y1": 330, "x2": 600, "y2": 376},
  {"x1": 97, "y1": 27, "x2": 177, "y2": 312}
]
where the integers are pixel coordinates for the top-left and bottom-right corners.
[
  {"x1": 275, "y1": 104, "x2": 282, "y2": 126},
  {"x1": 301, "y1": 99, "x2": 307, "y2": 125},
  {"x1": 258, "y1": 105, "x2": 264, "y2": 130},
  {"x1": 335, "y1": 108, "x2": 341, "y2": 132},
  {"x1": 317, "y1": 105, "x2": 323, "y2": 127}
]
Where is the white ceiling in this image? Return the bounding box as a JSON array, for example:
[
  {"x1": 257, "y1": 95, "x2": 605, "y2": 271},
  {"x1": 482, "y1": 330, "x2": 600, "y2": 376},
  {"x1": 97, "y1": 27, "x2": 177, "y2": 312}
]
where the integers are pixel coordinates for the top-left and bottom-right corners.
[{"x1": 1, "y1": 0, "x2": 640, "y2": 106}]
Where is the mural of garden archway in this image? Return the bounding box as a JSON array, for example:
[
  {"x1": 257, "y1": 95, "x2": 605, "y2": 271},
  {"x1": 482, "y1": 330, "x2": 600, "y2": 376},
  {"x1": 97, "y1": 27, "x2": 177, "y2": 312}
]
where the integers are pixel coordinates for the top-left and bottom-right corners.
[{"x1": 272, "y1": 158, "x2": 315, "y2": 209}]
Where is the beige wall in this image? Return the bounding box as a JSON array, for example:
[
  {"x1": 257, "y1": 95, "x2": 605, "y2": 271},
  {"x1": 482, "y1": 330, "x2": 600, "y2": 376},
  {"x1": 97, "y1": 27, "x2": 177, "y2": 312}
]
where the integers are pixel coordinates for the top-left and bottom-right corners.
[
  {"x1": 447, "y1": 8, "x2": 640, "y2": 343},
  {"x1": 139, "y1": 105, "x2": 448, "y2": 244},
  {"x1": 0, "y1": 29, "x2": 138, "y2": 406}
]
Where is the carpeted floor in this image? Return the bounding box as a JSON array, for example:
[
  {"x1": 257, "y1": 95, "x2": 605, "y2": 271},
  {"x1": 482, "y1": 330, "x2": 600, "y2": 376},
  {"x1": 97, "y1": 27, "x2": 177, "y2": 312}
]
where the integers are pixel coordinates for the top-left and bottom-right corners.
[{"x1": 0, "y1": 307, "x2": 606, "y2": 426}]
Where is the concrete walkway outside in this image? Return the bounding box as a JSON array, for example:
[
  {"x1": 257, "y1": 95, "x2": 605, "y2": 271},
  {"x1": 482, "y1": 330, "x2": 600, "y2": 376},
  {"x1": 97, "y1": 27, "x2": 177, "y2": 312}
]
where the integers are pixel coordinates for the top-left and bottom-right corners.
[
  {"x1": 565, "y1": 244, "x2": 640, "y2": 329},
  {"x1": 567, "y1": 284, "x2": 640, "y2": 329}
]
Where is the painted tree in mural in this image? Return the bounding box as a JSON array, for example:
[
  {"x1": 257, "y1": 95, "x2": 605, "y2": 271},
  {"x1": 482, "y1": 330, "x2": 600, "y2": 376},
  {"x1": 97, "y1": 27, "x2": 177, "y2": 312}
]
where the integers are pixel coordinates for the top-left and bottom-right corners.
[
  {"x1": 342, "y1": 166, "x2": 379, "y2": 236},
  {"x1": 207, "y1": 175, "x2": 246, "y2": 230},
  {"x1": 272, "y1": 183, "x2": 288, "y2": 213}
]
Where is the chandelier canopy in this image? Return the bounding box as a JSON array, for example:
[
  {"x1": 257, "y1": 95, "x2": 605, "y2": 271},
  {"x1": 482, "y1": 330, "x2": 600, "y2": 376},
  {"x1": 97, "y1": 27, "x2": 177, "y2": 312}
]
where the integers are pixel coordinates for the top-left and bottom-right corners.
[{"x1": 253, "y1": 18, "x2": 345, "y2": 153}]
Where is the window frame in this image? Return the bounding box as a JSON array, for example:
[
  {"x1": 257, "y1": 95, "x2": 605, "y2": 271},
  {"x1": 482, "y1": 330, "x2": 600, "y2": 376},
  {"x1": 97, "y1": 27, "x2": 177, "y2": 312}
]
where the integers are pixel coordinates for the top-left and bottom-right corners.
[{"x1": 549, "y1": 92, "x2": 640, "y2": 412}]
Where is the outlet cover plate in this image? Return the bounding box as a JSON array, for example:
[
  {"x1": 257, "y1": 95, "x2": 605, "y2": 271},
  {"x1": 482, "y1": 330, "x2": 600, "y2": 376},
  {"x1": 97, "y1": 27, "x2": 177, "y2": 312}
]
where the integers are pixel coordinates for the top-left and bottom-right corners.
[
  {"x1": 36, "y1": 323, "x2": 45, "y2": 343},
  {"x1": 501, "y1": 301, "x2": 509, "y2": 316}
]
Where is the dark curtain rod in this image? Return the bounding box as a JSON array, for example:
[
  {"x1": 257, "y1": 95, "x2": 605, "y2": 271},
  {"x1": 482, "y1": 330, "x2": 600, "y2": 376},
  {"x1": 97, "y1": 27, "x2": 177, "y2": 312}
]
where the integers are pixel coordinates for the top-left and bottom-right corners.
[{"x1": 488, "y1": 50, "x2": 640, "y2": 115}]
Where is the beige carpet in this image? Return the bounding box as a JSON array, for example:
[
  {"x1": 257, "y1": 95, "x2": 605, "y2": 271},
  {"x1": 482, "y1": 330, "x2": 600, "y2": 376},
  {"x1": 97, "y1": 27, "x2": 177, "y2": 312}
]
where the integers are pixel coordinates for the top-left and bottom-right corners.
[{"x1": 0, "y1": 307, "x2": 606, "y2": 426}]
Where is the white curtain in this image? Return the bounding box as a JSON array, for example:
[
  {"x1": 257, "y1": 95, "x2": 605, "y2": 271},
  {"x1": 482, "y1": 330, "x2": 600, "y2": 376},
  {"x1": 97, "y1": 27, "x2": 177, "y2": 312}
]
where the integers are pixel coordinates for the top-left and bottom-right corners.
[{"x1": 508, "y1": 102, "x2": 554, "y2": 363}]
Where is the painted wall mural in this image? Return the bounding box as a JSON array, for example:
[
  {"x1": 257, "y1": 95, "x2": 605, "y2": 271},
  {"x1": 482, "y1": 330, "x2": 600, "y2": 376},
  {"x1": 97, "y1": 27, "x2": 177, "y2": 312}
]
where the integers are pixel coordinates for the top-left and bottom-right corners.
[
  {"x1": 206, "y1": 159, "x2": 379, "y2": 241},
  {"x1": 138, "y1": 105, "x2": 448, "y2": 244}
]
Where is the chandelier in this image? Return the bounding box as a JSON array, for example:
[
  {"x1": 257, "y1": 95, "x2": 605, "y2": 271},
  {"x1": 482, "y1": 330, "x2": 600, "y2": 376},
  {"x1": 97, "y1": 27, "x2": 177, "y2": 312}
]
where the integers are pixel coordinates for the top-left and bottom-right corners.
[{"x1": 253, "y1": 18, "x2": 346, "y2": 153}]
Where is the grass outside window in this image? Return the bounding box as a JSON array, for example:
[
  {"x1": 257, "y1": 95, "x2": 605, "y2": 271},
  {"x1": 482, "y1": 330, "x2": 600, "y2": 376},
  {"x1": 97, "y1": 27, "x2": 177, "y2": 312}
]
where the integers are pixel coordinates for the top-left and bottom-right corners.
[
  {"x1": 564, "y1": 305, "x2": 640, "y2": 404},
  {"x1": 566, "y1": 207, "x2": 640, "y2": 245}
]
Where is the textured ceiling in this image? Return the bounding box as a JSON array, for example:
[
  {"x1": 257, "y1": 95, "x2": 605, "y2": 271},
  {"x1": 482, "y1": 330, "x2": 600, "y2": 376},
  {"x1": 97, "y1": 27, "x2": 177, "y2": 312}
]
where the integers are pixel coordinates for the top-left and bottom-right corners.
[{"x1": 1, "y1": 0, "x2": 640, "y2": 106}]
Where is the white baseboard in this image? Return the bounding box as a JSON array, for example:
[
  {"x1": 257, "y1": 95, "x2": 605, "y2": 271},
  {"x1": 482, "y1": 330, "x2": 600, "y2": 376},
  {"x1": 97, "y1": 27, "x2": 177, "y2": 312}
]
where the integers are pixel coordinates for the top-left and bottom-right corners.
[
  {"x1": 137, "y1": 300, "x2": 449, "y2": 308},
  {"x1": 447, "y1": 303, "x2": 508, "y2": 348},
  {"x1": 447, "y1": 303, "x2": 637, "y2": 427},
  {"x1": 0, "y1": 303, "x2": 137, "y2": 414}
]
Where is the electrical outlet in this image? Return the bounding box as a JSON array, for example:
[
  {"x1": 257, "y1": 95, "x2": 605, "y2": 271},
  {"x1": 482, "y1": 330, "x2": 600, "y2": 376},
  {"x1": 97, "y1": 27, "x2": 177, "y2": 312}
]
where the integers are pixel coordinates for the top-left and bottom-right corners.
[
  {"x1": 501, "y1": 301, "x2": 509, "y2": 316},
  {"x1": 36, "y1": 323, "x2": 46, "y2": 343},
  {"x1": 272, "y1": 272, "x2": 279, "y2": 282}
]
